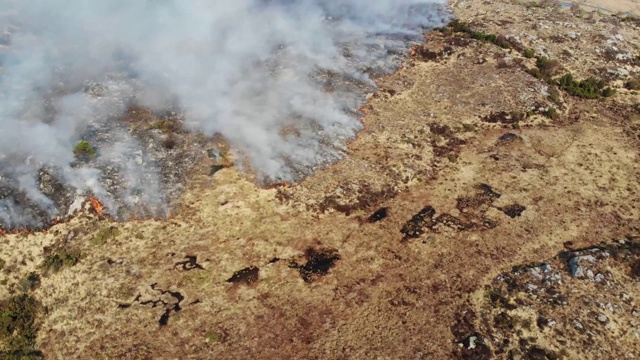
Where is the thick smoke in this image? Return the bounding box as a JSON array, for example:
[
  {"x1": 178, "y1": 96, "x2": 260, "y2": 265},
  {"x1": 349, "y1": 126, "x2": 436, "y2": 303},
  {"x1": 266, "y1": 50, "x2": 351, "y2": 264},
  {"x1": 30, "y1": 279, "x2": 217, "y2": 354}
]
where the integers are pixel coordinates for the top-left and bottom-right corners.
[{"x1": 0, "y1": 0, "x2": 448, "y2": 228}]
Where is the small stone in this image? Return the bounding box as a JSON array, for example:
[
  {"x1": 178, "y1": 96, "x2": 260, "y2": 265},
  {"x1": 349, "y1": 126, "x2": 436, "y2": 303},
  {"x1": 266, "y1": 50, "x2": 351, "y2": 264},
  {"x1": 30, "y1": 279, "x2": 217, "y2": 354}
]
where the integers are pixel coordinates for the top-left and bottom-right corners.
[
  {"x1": 621, "y1": 293, "x2": 630, "y2": 301},
  {"x1": 597, "y1": 314, "x2": 608, "y2": 323},
  {"x1": 586, "y1": 269, "x2": 594, "y2": 279},
  {"x1": 468, "y1": 336, "x2": 477, "y2": 349},
  {"x1": 573, "y1": 320, "x2": 584, "y2": 330}
]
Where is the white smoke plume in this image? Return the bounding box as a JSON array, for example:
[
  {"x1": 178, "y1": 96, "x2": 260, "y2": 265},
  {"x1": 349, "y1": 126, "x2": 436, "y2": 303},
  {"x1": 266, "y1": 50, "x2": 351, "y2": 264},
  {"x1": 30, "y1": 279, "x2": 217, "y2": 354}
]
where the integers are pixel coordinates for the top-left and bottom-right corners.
[{"x1": 0, "y1": 0, "x2": 448, "y2": 228}]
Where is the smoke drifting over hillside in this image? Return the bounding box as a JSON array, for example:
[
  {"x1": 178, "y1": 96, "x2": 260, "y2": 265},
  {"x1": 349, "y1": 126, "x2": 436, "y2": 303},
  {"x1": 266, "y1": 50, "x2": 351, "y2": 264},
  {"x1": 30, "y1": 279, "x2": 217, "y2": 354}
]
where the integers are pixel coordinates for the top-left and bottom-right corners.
[{"x1": 0, "y1": 0, "x2": 448, "y2": 228}]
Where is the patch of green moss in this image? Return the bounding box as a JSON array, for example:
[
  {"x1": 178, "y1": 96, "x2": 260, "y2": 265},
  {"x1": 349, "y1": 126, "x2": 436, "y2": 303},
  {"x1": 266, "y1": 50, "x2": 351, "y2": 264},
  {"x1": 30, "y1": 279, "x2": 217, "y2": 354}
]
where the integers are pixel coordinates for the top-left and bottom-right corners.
[
  {"x1": 72, "y1": 140, "x2": 96, "y2": 157},
  {"x1": 91, "y1": 226, "x2": 121, "y2": 246},
  {"x1": 524, "y1": 48, "x2": 535, "y2": 58},
  {"x1": 0, "y1": 294, "x2": 43, "y2": 359},
  {"x1": 42, "y1": 248, "x2": 81, "y2": 274}
]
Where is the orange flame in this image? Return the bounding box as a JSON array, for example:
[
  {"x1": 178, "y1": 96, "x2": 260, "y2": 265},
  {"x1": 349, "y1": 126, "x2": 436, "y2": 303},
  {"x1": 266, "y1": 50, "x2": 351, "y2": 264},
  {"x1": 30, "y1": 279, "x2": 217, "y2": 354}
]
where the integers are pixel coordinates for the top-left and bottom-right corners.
[{"x1": 88, "y1": 196, "x2": 105, "y2": 217}]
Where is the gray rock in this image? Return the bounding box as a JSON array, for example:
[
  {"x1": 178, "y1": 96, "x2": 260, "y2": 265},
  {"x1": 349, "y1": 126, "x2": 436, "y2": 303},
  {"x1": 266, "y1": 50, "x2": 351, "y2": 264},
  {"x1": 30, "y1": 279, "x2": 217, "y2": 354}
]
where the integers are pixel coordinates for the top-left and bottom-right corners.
[
  {"x1": 597, "y1": 314, "x2": 608, "y2": 323},
  {"x1": 568, "y1": 255, "x2": 596, "y2": 278},
  {"x1": 468, "y1": 336, "x2": 477, "y2": 349},
  {"x1": 573, "y1": 320, "x2": 584, "y2": 330}
]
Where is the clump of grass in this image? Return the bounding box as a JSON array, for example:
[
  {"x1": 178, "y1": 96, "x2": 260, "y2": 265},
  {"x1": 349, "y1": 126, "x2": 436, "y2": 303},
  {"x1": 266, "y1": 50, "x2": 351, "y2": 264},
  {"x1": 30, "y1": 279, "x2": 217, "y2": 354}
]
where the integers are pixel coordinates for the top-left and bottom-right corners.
[
  {"x1": 524, "y1": 48, "x2": 535, "y2": 58},
  {"x1": 542, "y1": 106, "x2": 559, "y2": 120},
  {"x1": 0, "y1": 258, "x2": 5, "y2": 271},
  {"x1": 151, "y1": 119, "x2": 180, "y2": 134},
  {"x1": 0, "y1": 294, "x2": 43, "y2": 358},
  {"x1": 438, "y1": 20, "x2": 511, "y2": 48},
  {"x1": 548, "y1": 87, "x2": 562, "y2": 105},
  {"x1": 531, "y1": 56, "x2": 562, "y2": 80},
  {"x1": 17, "y1": 273, "x2": 40, "y2": 293},
  {"x1": 625, "y1": 79, "x2": 640, "y2": 90},
  {"x1": 41, "y1": 248, "x2": 81, "y2": 274},
  {"x1": 91, "y1": 226, "x2": 121, "y2": 246},
  {"x1": 557, "y1": 73, "x2": 616, "y2": 99},
  {"x1": 72, "y1": 140, "x2": 96, "y2": 157}
]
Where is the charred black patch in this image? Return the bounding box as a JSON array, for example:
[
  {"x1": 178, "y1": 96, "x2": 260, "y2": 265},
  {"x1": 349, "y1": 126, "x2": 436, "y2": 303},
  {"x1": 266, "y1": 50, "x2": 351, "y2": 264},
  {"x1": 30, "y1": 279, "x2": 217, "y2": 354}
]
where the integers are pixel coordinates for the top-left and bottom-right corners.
[
  {"x1": 451, "y1": 310, "x2": 492, "y2": 360},
  {"x1": 227, "y1": 266, "x2": 260, "y2": 285},
  {"x1": 456, "y1": 194, "x2": 493, "y2": 213},
  {"x1": 428, "y1": 123, "x2": 467, "y2": 160},
  {"x1": 524, "y1": 346, "x2": 559, "y2": 360},
  {"x1": 497, "y1": 133, "x2": 523, "y2": 144},
  {"x1": 481, "y1": 111, "x2": 524, "y2": 125},
  {"x1": 290, "y1": 248, "x2": 340, "y2": 283},
  {"x1": 501, "y1": 204, "x2": 526, "y2": 218},
  {"x1": 631, "y1": 259, "x2": 640, "y2": 279},
  {"x1": 121, "y1": 284, "x2": 184, "y2": 326},
  {"x1": 368, "y1": 207, "x2": 389, "y2": 223},
  {"x1": 482, "y1": 219, "x2": 499, "y2": 229},
  {"x1": 445, "y1": 37, "x2": 473, "y2": 47},
  {"x1": 401, "y1": 206, "x2": 436, "y2": 241},
  {"x1": 174, "y1": 255, "x2": 205, "y2": 271},
  {"x1": 434, "y1": 213, "x2": 472, "y2": 231},
  {"x1": 477, "y1": 184, "x2": 501, "y2": 199},
  {"x1": 313, "y1": 183, "x2": 397, "y2": 216},
  {"x1": 209, "y1": 165, "x2": 225, "y2": 176}
]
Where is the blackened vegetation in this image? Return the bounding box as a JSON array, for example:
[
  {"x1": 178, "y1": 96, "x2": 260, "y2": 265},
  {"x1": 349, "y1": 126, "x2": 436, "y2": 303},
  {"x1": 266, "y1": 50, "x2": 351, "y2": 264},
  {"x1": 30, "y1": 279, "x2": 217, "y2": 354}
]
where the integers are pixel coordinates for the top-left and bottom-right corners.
[
  {"x1": 119, "y1": 284, "x2": 184, "y2": 326},
  {"x1": 451, "y1": 310, "x2": 492, "y2": 360},
  {"x1": 428, "y1": 123, "x2": 467, "y2": 161},
  {"x1": 174, "y1": 255, "x2": 205, "y2": 271},
  {"x1": 401, "y1": 206, "x2": 436, "y2": 241},
  {"x1": 500, "y1": 204, "x2": 526, "y2": 218},
  {"x1": 465, "y1": 239, "x2": 640, "y2": 358},
  {"x1": 413, "y1": 44, "x2": 456, "y2": 62},
  {"x1": 497, "y1": 133, "x2": 523, "y2": 144},
  {"x1": 401, "y1": 184, "x2": 505, "y2": 242},
  {"x1": 368, "y1": 207, "x2": 389, "y2": 223},
  {"x1": 481, "y1": 111, "x2": 524, "y2": 125},
  {"x1": 227, "y1": 266, "x2": 259, "y2": 285},
  {"x1": 478, "y1": 184, "x2": 501, "y2": 199},
  {"x1": 289, "y1": 248, "x2": 340, "y2": 283},
  {"x1": 209, "y1": 165, "x2": 225, "y2": 176}
]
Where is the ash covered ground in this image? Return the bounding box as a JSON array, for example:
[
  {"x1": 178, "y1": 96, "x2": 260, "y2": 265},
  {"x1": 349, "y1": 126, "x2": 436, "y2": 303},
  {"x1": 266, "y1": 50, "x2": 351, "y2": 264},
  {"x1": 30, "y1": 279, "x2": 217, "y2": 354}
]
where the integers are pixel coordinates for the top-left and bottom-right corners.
[{"x1": 0, "y1": 0, "x2": 449, "y2": 230}]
